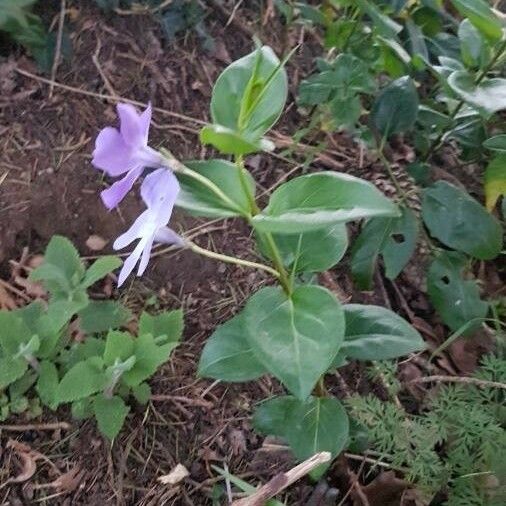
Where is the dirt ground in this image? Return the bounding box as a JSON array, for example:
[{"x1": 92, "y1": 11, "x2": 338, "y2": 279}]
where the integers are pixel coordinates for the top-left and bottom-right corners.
[{"x1": 0, "y1": 2, "x2": 501, "y2": 505}]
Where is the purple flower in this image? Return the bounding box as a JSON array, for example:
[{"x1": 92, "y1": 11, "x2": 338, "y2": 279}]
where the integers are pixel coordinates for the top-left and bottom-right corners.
[
  {"x1": 113, "y1": 169, "x2": 184, "y2": 287},
  {"x1": 92, "y1": 103, "x2": 163, "y2": 209}
]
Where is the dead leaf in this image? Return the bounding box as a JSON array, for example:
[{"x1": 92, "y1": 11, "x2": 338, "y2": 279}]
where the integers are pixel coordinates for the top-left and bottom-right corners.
[
  {"x1": 14, "y1": 275, "x2": 47, "y2": 298},
  {"x1": 157, "y1": 464, "x2": 189, "y2": 486},
  {"x1": 0, "y1": 283, "x2": 17, "y2": 310},
  {"x1": 353, "y1": 471, "x2": 410, "y2": 506},
  {"x1": 5, "y1": 440, "x2": 37, "y2": 484},
  {"x1": 85, "y1": 235, "x2": 107, "y2": 251},
  {"x1": 48, "y1": 467, "x2": 85, "y2": 493},
  {"x1": 229, "y1": 429, "x2": 247, "y2": 457}
]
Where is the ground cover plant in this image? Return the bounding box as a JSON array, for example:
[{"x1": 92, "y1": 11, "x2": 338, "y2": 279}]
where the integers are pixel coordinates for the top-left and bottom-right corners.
[{"x1": 0, "y1": 1, "x2": 505, "y2": 504}]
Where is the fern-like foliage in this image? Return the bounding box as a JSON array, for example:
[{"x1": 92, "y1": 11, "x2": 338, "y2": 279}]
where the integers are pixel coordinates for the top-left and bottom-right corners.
[{"x1": 347, "y1": 355, "x2": 506, "y2": 505}]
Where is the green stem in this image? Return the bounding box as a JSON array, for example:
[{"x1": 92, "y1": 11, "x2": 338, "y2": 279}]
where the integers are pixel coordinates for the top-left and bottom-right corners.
[
  {"x1": 234, "y1": 155, "x2": 293, "y2": 295},
  {"x1": 187, "y1": 241, "x2": 281, "y2": 279},
  {"x1": 160, "y1": 149, "x2": 247, "y2": 216},
  {"x1": 236, "y1": 155, "x2": 260, "y2": 214},
  {"x1": 423, "y1": 37, "x2": 506, "y2": 162}
]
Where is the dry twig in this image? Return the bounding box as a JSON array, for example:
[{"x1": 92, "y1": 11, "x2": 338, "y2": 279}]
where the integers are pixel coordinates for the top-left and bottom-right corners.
[{"x1": 232, "y1": 452, "x2": 331, "y2": 506}]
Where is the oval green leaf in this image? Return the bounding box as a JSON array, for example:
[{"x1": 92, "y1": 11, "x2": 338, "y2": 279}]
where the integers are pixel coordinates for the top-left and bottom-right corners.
[
  {"x1": 252, "y1": 172, "x2": 399, "y2": 234},
  {"x1": 211, "y1": 45, "x2": 287, "y2": 138},
  {"x1": 370, "y1": 76, "x2": 419, "y2": 138},
  {"x1": 198, "y1": 313, "x2": 266, "y2": 382},
  {"x1": 199, "y1": 124, "x2": 274, "y2": 156},
  {"x1": 245, "y1": 285, "x2": 345, "y2": 400},
  {"x1": 450, "y1": 0, "x2": 503, "y2": 41},
  {"x1": 341, "y1": 304, "x2": 425, "y2": 360},
  {"x1": 483, "y1": 135, "x2": 506, "y2": 153},
  {"x1": 448, "y1": 71, "x2": 506, "y2": 117},
  {"x1": 427, "y1": 251, "x2": 489, "y2": 333},
  {"x1": 422, "y1": 181, "x2": 502, "y2": 260},
  {"x1": 176, "y1": 159, "x2": 256, "y2": 218}
]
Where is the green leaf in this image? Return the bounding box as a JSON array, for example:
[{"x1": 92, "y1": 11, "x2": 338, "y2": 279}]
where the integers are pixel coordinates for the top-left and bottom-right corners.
[
  {"x1": 370, "y1": 76, "x2": 419, "y2": 138},
  {"x1": 406, "y1": 19, "x2": 429, "y2": 64},
  {"x1": 351, "y1": 217, "x2": 393, "y2": 290},
  {"x1": 56, "y1": 357, "x2": 106, "y2": 403},
  {"x1": 245, "y1": 285, "x2": 345, "y2": 400},
  {"x1": 253, "y1": 395, "x2": 349, "y2": 470},
  {"x1": 450, "y1": 0, "x2": 503, "y2": 41},
  {"x1": 0, "y1": 0, "x2": 37, "y2": 26},
  {"x1": 253, "y1": 396, "x2": 298, "y2": 437},
  {"x1": 286, "y1": 397, "x2": 349, "y2": 461},
  {"x1": 381, "y1": 207, "x2": 418, "y2": 280},
  {"x1": 261, "y1": 224, "x2": 349, "y2": 273},
  {"x1": 484, "y1": 154, "x2": 506, "y2": 211},
  {"x1": 82, "y1": 256, "x2": 121, "y2": 288},
  {"x1": 427, "y1": 252, "x2": 489, "y2": 333},
  {"x1": 0, "y1": 311, "x2": 33, "y2": 355},
  {"x1": 252, "y1": 172, "x2": 399, "y2": 234},
  {"x1": 211, "y1": 45, "x2": 287, "y2": 138},
  {"x1": 138, "y1": 309, "x2": 183, "y2": 343},
  {"x1": 93, "y1": 394, "x2": 129, "y2": 440},
  {"x1": 356, "y1": 0, "x2": 402, "y2": 37},
  {"x1": 199, "y1": 124, "x2": 274, "y2": 156},
  {"x1": 448, "y1": 71, "x2": 506, "y2": 117},
  {"x1": 341, "y1": 304, "x2": 426, "y2": 360},
  {"x1": 103, "y1": 331, "x2": 134, "y2": 366},
  {"x1": 0, "y1": 357, "x2": 27, "y2": 389},
  {"x1": 298, "y1": 54, "x2": 376, "y2": 106},
  {"x1": 458, "y1": 19, "x2": 489, "y2": 69},
  {"x1": 132, "y1": 383, "x2": 151, "y2": 404},
  {"x1": 177, "y1": 159, "x2": 255, "y2": 218},
  {"x1": 122, "y1": 334, "x2": 177, "y2": 387},
  {"x1": 78, "y1": 301, "x2": 131, "y2": 334},
  {"x1": 198, "y1": 313, "x2": 266, "y2": 382},
  {"x1": 30, "y1": 236, "x2": 84, "y2": 294},
  {"x1": 350, "y1": 206, "x2": 417, "y2": 289},
  {"x1": 422, "y1": 181, "x2": 502, "y2": 260},
  {"x1": 483, "y1": 135, "x2": 506, "y2": 153},
  {"x1": 36, "y1": 360, "x2": 59, "y2": 408},
  {"x1": 9, "y1": 371, "x2": 36, "y2": 398}
]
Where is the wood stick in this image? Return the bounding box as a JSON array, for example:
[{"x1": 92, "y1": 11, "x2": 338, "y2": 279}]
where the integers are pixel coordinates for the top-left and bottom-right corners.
[{"x1": 232, "y1": 452, "x2": 331, "y2": 506}]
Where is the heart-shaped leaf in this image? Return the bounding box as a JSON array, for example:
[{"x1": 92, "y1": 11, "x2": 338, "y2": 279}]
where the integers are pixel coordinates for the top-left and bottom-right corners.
[{"x1": 245, "y1": 285, "x2": 345, "y2": 400}]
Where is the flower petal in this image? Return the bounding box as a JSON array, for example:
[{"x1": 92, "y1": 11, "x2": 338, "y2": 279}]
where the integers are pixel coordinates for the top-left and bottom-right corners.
[
  {"x1": 117, "y1": 103, "x2": 149, "y2": 147},
  {"x1": 117, "y1": 239, "x2": 145, "y2": 287},
  {"x1": 141, "y1": 169, "x2": 180, "y2": 224},
  {"x1": 92, "y1": 127, "x2": 136, "y2": 176},
  {"x1": 100, "y1": 166, "x2": 143, "y2": 210},
  {"x1": 113, "y1": 210, "x2": 151, "y2": 250},
  {"x1": 154, "y1": 227, "x2": 185, "y2": 246},
  {"x1": 137, "y1": 235, "x2": 155, "y2": 277}
]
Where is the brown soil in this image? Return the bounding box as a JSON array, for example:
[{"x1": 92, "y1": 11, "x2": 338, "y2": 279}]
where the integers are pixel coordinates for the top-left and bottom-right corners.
[{"x1": 0, "y1": 2, "x2": 500, "y2": 505}]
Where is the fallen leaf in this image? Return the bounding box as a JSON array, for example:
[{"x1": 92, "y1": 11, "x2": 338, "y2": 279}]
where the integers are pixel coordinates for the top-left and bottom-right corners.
[
  {"x1": 85, "y1": 235, "x2": 107, "y2": 251},
  {"x1": 48, "y1": 467, "x2": 84, "y2": 493},
  {"x1": 0, "y1": 283, "x2": 17, "y2": 310},
  {"x1": 6, "y1": 440, "x2": 37, "y2": 484},
  {"x1": 353, "y1": 471, "x2": 410, "y2": 506},
  {"x1": 157, "y1": 464, "x2": 190, "y2": 486}
]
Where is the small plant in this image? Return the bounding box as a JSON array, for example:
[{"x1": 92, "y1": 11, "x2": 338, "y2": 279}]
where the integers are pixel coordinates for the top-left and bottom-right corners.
[
  {"x1": 348, "y1": 355, "x2": 506, "y2": 505},
  {"x1": 0, "y1": 0, "x2": 66, "y2": 70},
  {"x1": 288, "y1": 0, "x2": 505, "y2": 336},
  {"x1": 89, "y1": 43, "x2": 426, "y2": 468},
  {"x1": 0, "y1": 236, "x2": 182, "y2": 439}
]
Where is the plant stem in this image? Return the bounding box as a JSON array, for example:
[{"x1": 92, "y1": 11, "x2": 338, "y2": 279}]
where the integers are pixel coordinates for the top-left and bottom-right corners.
[
  {"x1": 423, "y1": 37, "x2": 506, "y2": 162},
  {"x1": 160, "y1": 149, "x2": 247, "y2": 216},
  {"x1": 236, "y1": 155, "x2": 260, "y2": 214},
  {"x1": 234, "y1": 155, "x2": 293, "y2": 295},
  {"x1": 377, "y1": 148, "x2": 404, "y2": 199},
  {"x1": 187, "y1": 241, "x2": 281, "y2": 279}
]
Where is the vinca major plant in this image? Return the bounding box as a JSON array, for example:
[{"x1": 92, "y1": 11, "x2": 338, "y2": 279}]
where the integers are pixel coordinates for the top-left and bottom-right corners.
[{"x1": 91, "y1": 44, "x2": 426, "y2": 469}]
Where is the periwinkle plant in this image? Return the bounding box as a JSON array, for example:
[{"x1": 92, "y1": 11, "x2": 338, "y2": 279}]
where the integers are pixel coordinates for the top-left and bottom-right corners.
[{"x1": 93, "y1": 44, "x2": 426, "y2": 469}]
